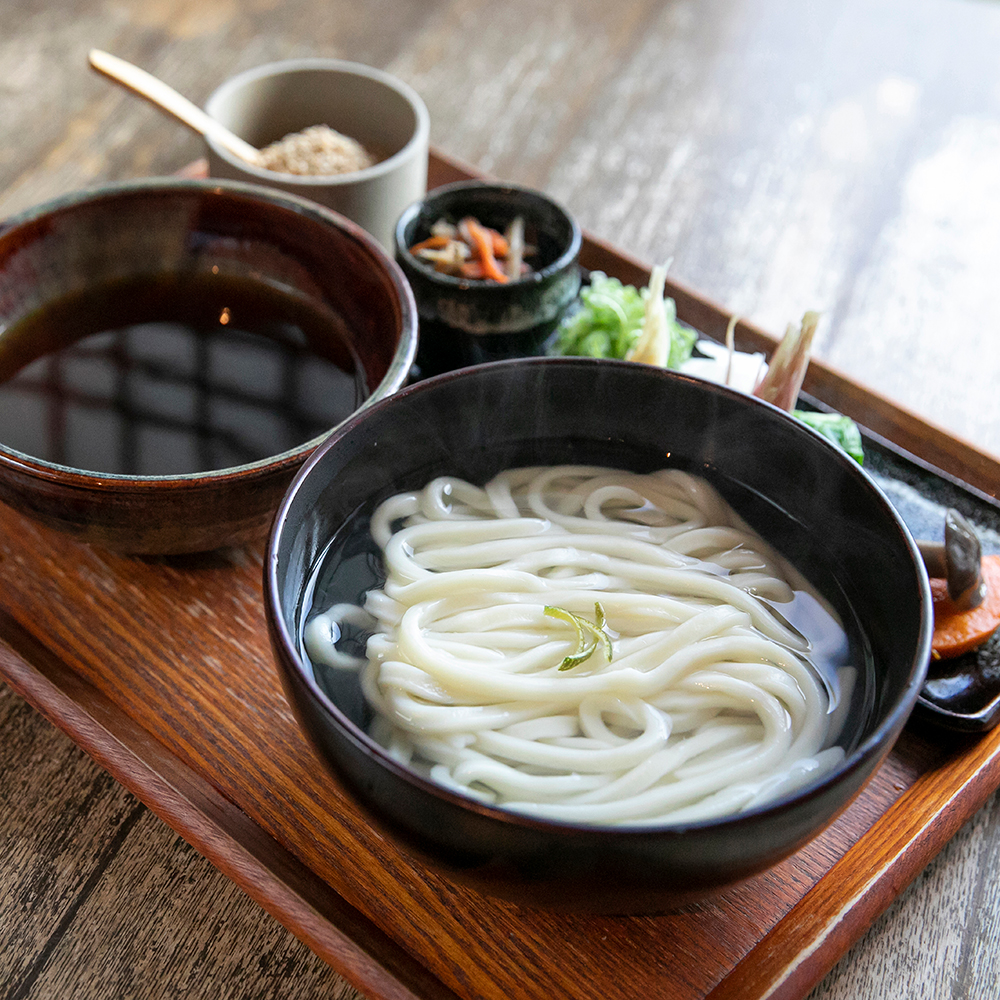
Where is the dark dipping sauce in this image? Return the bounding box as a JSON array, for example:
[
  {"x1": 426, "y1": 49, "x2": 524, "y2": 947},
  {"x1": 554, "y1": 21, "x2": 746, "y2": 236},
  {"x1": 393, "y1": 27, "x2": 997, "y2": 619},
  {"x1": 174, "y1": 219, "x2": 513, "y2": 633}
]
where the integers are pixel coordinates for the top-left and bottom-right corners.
[{"x1": 0, "y1": 272, "x2": 369, "y2": 476}]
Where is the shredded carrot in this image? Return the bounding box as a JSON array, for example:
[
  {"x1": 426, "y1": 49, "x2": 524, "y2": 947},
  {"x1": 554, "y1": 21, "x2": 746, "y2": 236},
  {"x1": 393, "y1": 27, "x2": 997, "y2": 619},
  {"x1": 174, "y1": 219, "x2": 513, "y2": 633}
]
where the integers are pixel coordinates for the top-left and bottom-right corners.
[
  {"x1": 408, "y1": 215, "x2": 529, "y2": 282},
  {"x1": 930, "y1": 554, "x2": 1000, "y2": 659},
  {"x1": 461, "y1": 216, "x2": 509, "y2": 283},
  {"x1": 409, "y1": 234, "x2": 451, "y2": 252},
  {"x1": 459, "y1": 261, "x2": 487, "y2": 279}
]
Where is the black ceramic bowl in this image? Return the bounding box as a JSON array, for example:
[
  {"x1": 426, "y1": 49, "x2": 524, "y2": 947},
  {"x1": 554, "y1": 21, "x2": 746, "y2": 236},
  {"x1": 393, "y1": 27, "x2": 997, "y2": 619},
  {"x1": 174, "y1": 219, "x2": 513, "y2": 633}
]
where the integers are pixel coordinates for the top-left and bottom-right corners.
[
  {"x1": 265, "y1": 358, "x2": 932, "y2": 912},
  {"x1": 0, "y1": 178, "x2": 416, "y2": 554},
  {"x1": 394, "y1": 181, "x2": 581, "y2": 376}
]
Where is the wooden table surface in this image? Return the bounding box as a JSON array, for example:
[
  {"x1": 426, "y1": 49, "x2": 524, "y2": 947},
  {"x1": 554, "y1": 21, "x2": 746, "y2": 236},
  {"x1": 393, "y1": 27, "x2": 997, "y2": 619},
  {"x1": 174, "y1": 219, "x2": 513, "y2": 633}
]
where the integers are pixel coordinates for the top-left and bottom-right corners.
[{"x1": 3, "y1": 0, "x2": 1000, "y2": 997}]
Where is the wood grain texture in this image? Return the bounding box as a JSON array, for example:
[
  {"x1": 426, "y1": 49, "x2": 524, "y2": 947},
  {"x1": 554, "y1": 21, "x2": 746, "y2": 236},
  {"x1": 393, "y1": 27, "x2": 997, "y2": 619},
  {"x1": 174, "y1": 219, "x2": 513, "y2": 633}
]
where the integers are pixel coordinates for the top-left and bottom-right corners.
[
  {"x1": 0, "y1": 682, "x2": 362, "y2": 1000},
  {"x1": 809, "y1": 791, "x2": 1000, "y2": 999},
  {"x1": 1, "y1": 174, "x2": 998, "y2": 998},
  {"x1": 0, "y1": 621, "x2": 464, "y2": 1000},
  {"x1": 3, "y1": 0, "x2": 1000, "y2": 998},
  {"x1": 0, "y1": 492, "x2": 897, "y2": 1000}
]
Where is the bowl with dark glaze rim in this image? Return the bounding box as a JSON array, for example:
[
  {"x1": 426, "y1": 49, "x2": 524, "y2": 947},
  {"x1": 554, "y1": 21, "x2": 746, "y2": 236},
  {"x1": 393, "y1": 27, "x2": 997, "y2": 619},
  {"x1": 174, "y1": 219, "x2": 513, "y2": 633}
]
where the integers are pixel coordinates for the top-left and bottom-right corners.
[
  {"x1": 265, "y1": 356, "x2": 932, "y2": 912},
  {"x1": 0, "y1": 178, "x2": 417, "y2": 554},
  {"x1": 394, "y1": 180, "x2": 582, "y2": 377}
]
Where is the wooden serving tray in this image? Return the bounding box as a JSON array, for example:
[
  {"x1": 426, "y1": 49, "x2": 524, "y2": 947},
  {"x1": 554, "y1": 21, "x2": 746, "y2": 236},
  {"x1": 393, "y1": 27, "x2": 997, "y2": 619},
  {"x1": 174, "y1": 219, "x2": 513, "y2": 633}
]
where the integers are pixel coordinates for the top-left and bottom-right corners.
[{"x1": 3, "y1": 149, "x2": 1000, "y2": 1000}]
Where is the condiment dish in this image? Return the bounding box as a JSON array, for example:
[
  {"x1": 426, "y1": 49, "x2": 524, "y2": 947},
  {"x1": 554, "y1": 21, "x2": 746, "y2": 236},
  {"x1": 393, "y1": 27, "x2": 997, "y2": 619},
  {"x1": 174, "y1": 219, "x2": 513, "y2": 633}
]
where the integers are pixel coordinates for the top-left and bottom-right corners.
[
  {"x1": 394, "y1": 181, "x2": 582, "y2": 376},
  {"x1": 205, "y1": 58, "x2": 430, "y2": 251}
]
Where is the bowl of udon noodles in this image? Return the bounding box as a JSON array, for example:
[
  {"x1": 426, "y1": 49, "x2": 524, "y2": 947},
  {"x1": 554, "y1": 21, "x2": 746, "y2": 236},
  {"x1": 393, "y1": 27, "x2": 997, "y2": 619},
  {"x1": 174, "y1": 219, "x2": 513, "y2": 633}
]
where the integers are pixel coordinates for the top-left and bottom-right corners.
[{"x1": 265, "y1": 356, "x2": 932, "y2": 912}]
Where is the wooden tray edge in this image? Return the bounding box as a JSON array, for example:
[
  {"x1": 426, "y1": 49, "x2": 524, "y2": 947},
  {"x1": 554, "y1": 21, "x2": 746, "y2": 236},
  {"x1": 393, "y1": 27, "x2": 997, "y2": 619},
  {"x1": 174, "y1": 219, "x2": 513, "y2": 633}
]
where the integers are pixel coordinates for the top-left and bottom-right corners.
[
  {"x1": 0, "y1": 615, "x2": 461, "y2": 1000},
  {"x1": 705, "y1": 727, "x2": 1000, "y2": 1000}
]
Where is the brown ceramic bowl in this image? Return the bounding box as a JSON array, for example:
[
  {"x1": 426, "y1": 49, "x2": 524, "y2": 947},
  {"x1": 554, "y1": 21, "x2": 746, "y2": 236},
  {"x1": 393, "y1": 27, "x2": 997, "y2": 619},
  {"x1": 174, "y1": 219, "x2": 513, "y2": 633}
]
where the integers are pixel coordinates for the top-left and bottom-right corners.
[
  {"x1": 0, "y1": 178, "x2": 417, "y2": 554},
  {"x1": 265, "y1": 357, "x2": 932, "y2": 912}
]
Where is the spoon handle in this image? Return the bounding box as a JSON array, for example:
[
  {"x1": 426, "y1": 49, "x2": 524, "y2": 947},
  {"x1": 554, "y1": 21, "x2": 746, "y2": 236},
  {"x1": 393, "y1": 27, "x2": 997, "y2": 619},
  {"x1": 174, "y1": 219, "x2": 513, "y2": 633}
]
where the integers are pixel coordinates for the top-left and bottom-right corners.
[{"x1": 88, "y1": 49, "x2": 262, "y2": 166}]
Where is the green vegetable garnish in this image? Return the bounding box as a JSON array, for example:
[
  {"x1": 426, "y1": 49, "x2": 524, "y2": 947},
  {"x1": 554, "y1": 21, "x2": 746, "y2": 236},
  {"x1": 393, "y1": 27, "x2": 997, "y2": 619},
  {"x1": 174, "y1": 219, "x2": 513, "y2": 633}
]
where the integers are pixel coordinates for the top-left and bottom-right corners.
[
  {"x1": 553, "y1": 274, "x2": 862, "y2": 465},
  {"x1": 665, "y1": 303, "x2": 699, "y2": 369},
  {"x1": 557, "y1": 641, "x2": 600, "y2": 671},
  {"x1": 793, "y1": 410, "x2": 865, "y2": 465},
  {"x1": 550, "y1": 271, "x2": 696, "y2": 369},
  {"x1": 544, "y1": 602, "x2": 613, "y2": 670}
]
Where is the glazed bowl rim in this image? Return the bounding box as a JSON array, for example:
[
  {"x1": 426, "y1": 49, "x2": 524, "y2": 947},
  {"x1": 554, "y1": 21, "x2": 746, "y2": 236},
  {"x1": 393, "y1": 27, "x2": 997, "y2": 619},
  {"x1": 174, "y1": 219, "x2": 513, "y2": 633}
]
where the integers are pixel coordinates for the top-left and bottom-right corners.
[
  {"x1": 394, "y1": 179, "x2": 583, "y2": 289},
  {"x1": 0, "y1": 175, "x2": 418, "y2": 485},
  {"x1": 266, "y1": 355, "x2": 933, "y2": 838},
  {"x1": 204, "y1": 57, "x2": 431, "y2": 189}
]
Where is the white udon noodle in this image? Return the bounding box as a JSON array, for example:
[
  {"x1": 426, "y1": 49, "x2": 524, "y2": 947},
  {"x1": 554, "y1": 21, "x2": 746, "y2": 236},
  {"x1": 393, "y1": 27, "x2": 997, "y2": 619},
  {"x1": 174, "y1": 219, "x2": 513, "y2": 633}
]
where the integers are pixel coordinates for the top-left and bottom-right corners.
[{"x1": 304, "y1": 465, "x2": 852, "y2": 826}]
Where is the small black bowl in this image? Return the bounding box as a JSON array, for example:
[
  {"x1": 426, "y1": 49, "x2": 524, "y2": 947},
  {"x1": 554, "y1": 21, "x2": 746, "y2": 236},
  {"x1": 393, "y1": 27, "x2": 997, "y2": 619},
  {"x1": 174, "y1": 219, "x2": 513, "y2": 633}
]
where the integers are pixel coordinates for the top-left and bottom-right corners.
[
  {"x1": 265, "y1": 358, "x2": 932, "y2": 912},
  {"x1": 394, "y1": 181, "x2": 581, "y2": 376}
]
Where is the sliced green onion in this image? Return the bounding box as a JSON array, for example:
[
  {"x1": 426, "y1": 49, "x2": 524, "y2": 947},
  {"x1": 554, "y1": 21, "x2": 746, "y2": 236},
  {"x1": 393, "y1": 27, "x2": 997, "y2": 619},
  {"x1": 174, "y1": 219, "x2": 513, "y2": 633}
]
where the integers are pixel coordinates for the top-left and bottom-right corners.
[
  {"x1": 544, "y1": 602, "x2": 613, "y2": 670},
  {"x1": 558, "y1": 639, "x2": 599, "y2": 671}
]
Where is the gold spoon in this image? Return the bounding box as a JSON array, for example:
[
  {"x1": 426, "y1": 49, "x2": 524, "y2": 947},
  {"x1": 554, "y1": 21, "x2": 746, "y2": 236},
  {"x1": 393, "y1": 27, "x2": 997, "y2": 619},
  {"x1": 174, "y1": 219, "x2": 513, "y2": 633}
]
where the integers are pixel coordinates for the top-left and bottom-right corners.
[{"x1": 88, "y1": 49, "x2": 262, "y2": 167}]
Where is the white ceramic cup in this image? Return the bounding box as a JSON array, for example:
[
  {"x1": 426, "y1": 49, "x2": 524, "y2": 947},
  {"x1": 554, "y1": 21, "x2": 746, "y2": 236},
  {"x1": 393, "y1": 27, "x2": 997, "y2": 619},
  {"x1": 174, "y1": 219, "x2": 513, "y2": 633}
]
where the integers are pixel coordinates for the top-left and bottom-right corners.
[{"x1": 204, "y1": 58, "x2": 430, "y2": 250}]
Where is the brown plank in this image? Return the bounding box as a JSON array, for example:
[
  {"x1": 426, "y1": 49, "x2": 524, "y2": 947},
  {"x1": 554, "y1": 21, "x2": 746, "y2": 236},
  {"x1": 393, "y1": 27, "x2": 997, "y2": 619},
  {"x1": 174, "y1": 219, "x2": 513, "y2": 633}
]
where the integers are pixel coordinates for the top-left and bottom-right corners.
[
  {"x1": 0, "y1": 622, "x2": 459, "y2": 1000},
  {"x1": 0, "y1": 682, "x2": 364, "y2": 1000}
]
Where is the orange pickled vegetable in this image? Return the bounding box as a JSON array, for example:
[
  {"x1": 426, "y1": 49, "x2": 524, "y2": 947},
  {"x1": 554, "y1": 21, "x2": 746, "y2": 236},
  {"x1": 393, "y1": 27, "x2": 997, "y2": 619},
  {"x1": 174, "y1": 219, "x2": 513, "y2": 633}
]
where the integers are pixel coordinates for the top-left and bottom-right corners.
[
  {"x1": 409, "y1": 234, "x2": 451, "y2": 252},
  {"x1": 408, "y1": 215, "x2": 530, "y2": 282},
  {"x1": 930, "y1": 554, "x2": 1000, "y2": 659},
  {"x1": 460, "y1": 216, "x2": 509, "y2": 284},
  {"x1": 459, "y1": 261, "x2": 487, "y2": 279}
]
